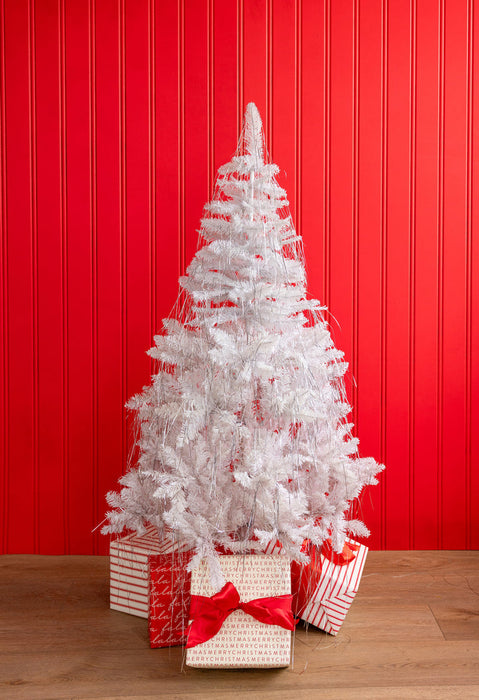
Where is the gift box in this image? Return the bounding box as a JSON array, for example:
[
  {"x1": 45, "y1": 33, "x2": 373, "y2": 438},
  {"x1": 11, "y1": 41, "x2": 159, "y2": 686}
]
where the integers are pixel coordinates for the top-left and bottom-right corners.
[
  {"x1": 186, "y1": 555, "x2": 295, "y2": 669},
  {"x1": 264, "y1": 536, "x2": 368, "y2": 635},
  {"x1": 148, "y1": 551, "x2": 192, "y2": 648},
  {"x1": 109, "y1": 526, "x2": 186, "y2": 618},
  {"x1": 295, "y1": 538, "x2": 368, "y2": 635}
]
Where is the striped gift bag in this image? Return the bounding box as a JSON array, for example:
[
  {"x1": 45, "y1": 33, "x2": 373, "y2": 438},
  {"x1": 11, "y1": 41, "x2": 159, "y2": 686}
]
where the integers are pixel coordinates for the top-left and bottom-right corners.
[
  {"x1": 264, "y1": 537, "x2": 368, "y2": 635},
  {"x1": 299, "y1": 539, "x2": 368, "y2": 635}
]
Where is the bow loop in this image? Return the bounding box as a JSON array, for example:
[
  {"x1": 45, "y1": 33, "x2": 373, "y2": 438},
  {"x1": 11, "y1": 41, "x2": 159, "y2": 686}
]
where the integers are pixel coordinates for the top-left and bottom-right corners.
[
  {"x1": 322, "y1": 539, "x2": 360, "y2": 566},
  {"x1": 240, "y1": 595, "x2": 297, "y2": 630}
]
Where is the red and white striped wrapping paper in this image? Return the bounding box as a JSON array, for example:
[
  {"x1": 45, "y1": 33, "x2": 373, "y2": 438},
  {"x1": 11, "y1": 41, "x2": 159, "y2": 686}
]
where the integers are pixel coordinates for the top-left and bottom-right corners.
[
  {"x1": 300, "y1": 539, "x2": 368, "y2": 635},
  {"x1": 109, "y1": 526, "x2": 185, "y2": 618},
  {"x1": 264, "y1": 537, "x2": 368, "y2": 635}
]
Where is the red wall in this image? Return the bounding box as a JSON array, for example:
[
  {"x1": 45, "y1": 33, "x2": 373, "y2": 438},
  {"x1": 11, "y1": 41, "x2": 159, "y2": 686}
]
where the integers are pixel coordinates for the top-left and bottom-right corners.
[{"x1": 1, "y1": 0, "x2": 478, "y2": 554}]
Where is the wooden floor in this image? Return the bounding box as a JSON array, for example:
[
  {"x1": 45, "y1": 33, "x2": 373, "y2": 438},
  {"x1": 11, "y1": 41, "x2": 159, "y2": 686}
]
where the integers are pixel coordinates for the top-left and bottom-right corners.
[{"x1": 1, "y1": 552, "x2": 479, "y2": 699}]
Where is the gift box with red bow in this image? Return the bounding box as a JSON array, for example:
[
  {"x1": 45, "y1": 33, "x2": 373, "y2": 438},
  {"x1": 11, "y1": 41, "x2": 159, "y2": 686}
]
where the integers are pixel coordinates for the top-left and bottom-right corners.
[
  {"x1": 185, "y1": 555, "x2": 296, "y2": 669},
  {"x1": 292, "y1": 537, "x2": 368, "y2": 635}
]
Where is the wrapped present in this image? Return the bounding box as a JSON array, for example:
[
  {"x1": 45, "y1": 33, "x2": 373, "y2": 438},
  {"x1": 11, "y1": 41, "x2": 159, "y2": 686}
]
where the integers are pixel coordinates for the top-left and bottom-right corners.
[
  {"x1": 293, "y1": 538, "x2": 368, "y2": 635},
  {"x1": 186, "y1": 555, "x2": 295, "y2": 669},
  {"x1": 148, "y1": 551, "x2": 192, "y2": 648},
  {"x1": 109, "y1": 526, "x2": 185, "y2": 618}
]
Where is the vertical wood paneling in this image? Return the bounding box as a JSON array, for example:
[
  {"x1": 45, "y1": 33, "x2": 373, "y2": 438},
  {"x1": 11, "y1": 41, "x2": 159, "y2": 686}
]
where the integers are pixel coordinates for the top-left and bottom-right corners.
[
  {"x1": 0, "y1": 0, "x2": 8, "y2": 553},
  {"x1": 295, "y1": 0, "x2": 302, "y2": 240},
  {"x1": 352, "y1": 0, "x2": 359, "y2": 426},
  {"x1": 356, "y1": 0, "x2": 383, "y2": 550},
  {"x1": 4, "y1": 0, "x2": 36, "y2": 552},
  {"x1": 465, "y1": 0, "x2": 473, "y2": 550},
  {"x1": 380, "y1": 0, "x2": 388, "y2": 549},
  {"x1": 272, "y1": 1, "x2": 296, "y2": 216},
  {"x1": 267, "y1": 0, "x2": 273, "y2": 154},
  {"x1": 28, "y1": 0, "x2": 39, "y2": 554},
  {"x1": 243, "y1": 0, "x2": 268, "y2": 125},
  {"x1": 324, "y1": 0, "x2": 331, "y2": 308},
  {"x1": 119, "y1": 0, "x2": 126, "y2": 491},
  {"x1": 213, "y1": 0, "x2": 237, "y2": 171},
  {"x1": 442, "y1": 0, "x2": 469, "y2": 549},
  {"x1": 184, "y1": 0, "x2": 207, "y2": 268},
  {"x1": 329, "y1": 0, "x2": 354, "y2": 402},
  {"x1": 155, "y1": 0, "x2": 180, "y2": 326},
  {"x1": 89, "y1": 0, "x2": 99, "y2": 552},
  {"x1": 1, "y1": 0, "x2": 478, "y2": 553},
  {"x1": 413, "y1": 0, "x2": 440, "y2": 549},
  {"x1": 237, "y1": 0, "x2": 244, "y2": 134},
  {"x1": 300, "y1": 0, "x2": 325, "y2": 306},
  {"x1": 437, "y1": 0, "x2": 445, "y2": 548},
  {"x1": 178, "y1": 0, "x2": 185, "y2": 277},
  {"x1": 148, "y1": 0, "x2": 156, "y2": 351},
  {"x1": 59, "y1": 0, "x2": 68, "y2": 553},
  {"x1": 65, "y1": 0, "x2": 93, "y2": 553},
  {"x1": 471, "y1": 0, "x2": 479, "y2": 550},
  {"x1": 207, "y1": 0, "x2": 214, "y2": 198},
  {"x1": 95, "y1": 0, "x2": 122, "y2": 554},
  {"x1": 35, "y1": 0, "x2": 64, "y2": 552},
  {"x1": 384, "y1": 0, "x2": 412, "y2": 549},
  {"x1": 408, "y1": 0, "x2": 417, "y2": 548},
  {"x1": 124, "y1": 0, "x2": 150, "y2": 489}
]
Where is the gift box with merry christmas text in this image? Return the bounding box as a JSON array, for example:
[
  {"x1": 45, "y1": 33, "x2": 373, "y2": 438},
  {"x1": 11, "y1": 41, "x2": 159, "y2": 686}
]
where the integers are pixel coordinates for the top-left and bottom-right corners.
[{"x1": 185, "y1": 554, "x2": 296, "y2": 669}]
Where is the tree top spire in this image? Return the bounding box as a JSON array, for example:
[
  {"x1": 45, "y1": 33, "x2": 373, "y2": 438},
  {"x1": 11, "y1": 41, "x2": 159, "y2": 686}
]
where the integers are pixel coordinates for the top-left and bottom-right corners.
[{"x1": 243, "y1": 102, "x2": 264, "y2": 163}]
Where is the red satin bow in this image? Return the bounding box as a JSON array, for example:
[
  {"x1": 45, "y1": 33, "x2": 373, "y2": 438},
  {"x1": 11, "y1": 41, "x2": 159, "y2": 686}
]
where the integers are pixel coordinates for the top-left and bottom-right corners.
[
  {"x1": 186, "y1": 581, "x2": 297, "y2": 648},
  {"x1": 321, "y1": 539, "x2": 359, "y2": 566},
  {"x1": 291, "y1": 539, "x2": 360, "y2": 616}
]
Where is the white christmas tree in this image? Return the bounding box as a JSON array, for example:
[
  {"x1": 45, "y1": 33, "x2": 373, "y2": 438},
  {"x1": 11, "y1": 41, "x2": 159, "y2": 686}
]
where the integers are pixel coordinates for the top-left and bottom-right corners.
[{"x1": 104, "y1": 103, "x2": 383, "y2": 584}]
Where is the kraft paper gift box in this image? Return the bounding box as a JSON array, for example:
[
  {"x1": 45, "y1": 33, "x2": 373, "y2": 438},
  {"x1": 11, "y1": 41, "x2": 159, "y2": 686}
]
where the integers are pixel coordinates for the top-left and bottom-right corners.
[
  {"x1": 109, "y1": 526, "x2": 186, "y2": 618},
  {"x1": 148, "y1": 552, "x2": 192, "y2": 648},
  {"x1": 185, "y1": 554, "x2": 295, "y2": 669}
]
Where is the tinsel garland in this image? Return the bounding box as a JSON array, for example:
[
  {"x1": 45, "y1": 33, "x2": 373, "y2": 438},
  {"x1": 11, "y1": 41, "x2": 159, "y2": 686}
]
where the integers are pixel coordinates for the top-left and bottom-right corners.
[{"x1": 104, "y1": 103, "x2": 384, "y2": 587}]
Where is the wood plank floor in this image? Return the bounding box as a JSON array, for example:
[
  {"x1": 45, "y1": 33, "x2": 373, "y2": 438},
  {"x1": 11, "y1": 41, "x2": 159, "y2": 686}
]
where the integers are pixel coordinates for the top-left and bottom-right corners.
[{"x1": 1, "y1": 552, "x2": 478, "y2": 699}]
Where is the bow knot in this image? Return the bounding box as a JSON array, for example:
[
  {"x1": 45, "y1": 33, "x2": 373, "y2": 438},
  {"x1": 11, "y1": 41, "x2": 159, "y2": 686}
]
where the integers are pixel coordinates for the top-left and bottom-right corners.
[{"x1": 186, "y1": 581, "x2": 296, "y2": 648}]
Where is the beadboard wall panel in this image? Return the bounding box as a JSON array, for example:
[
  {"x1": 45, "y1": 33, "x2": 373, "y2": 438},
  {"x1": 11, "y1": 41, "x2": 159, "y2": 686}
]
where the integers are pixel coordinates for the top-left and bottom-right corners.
[
  {"x1": 64, "y1": 0, "x2": 94, "y2": 554},
  {"x1": 355, "y1": 0, "x2": 383, "y2": 550},
  {"x1": 384, "y1": 0, "x2": 412, "y2": 550},
  {"x1": 413, "y1": 0, "x2": 440, "y2": 550},
  {"x1": 471, "y1": 0, "x2": 479, "y2": 550},
  {"x1": 1, "y1": 0, "x2": 477, "y2": 554}
]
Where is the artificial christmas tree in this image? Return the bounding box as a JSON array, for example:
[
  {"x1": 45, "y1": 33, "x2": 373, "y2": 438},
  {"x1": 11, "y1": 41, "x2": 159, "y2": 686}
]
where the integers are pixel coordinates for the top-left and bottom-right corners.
[{"x1": 104, "y1": 103, "x2": 383, "y2": 660}]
